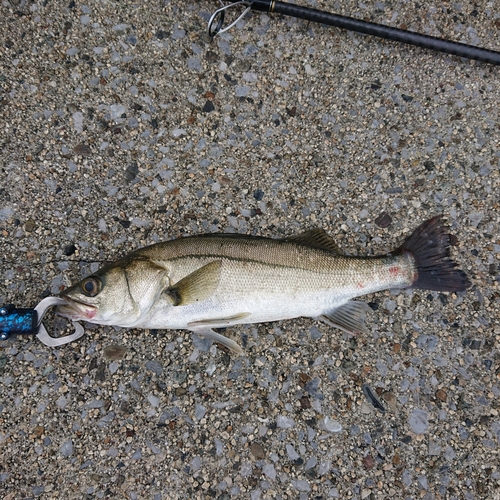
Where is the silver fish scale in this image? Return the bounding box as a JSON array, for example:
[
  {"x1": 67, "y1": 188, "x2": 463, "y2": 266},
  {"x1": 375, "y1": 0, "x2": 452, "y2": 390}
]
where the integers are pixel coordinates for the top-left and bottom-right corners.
[{"x1": 129, "y1": 235, "x2": 414, "y2": 329}]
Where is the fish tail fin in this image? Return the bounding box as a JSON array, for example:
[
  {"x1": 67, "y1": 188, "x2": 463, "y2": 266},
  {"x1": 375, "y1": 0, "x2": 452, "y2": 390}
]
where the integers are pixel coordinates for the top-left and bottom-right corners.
[{"x1": 395, "y1": 215, "x2": 471, "y2": 292}]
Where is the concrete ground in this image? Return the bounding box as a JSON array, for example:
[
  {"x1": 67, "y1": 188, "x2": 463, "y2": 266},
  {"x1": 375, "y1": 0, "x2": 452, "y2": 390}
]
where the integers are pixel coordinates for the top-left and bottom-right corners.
[{"x1": 0, "y1": 0, "x2": 499, "y2": 498}]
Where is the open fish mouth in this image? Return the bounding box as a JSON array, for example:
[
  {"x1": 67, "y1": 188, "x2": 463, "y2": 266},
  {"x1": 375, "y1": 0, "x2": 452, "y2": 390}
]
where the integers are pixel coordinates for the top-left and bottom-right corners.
[{"x1": 56, "y1": 297, "x2": 97, "y2": 321}]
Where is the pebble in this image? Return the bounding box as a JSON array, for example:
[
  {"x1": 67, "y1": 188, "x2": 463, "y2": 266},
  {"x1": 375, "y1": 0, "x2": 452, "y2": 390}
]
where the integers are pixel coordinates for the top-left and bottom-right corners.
[
  {"x1": 262, "y1": 463, "x2": 276, "y2": 480},
  {"x1": 291, "y1": 479, "x2": 310, "y2": 492},
  {"x1": 276, "y1": 416, "x2": 295, "y2": 429},
  {"x1": 409, "y1": 409, "x2": 429, "y2": 434},
  {"x1": 286, "y1": 444, "x2": 300, "y2": 460},
  {"x1": 250, "y1": 443, "x2": 266, "y2": 460},
  {"x1": 195, "y1": 403, "x2": 207, "y2": 420},
  {"x1": 60, "y1": 440, "x2": 73, "y2": 457},
  {"x1": 319, "y1": 417, "x2": 342, "y2": 433}
]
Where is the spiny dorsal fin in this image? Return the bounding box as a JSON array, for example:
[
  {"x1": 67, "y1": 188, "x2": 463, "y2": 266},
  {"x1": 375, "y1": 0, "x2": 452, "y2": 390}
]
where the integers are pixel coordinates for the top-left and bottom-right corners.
[
  {"x1": 165, "y1": 261, "x2": 221, "y2": 306},
  {"x1": 286, "y1": 229, "x2": 343, "y2": 254}
]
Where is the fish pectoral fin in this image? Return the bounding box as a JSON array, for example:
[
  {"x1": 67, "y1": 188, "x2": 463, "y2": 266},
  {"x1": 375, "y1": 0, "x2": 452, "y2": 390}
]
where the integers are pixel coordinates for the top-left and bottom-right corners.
[
  {"x1": 188, "y1": 313, "x2": 250, "y2": 328},
  {"x1": 165, "y1": 261, "x2": 222, "y2": 306},
  {"x1": 189, "y1": 327, "x2": 244, "y2": 355},
  {"x1": 286, "y1": 228, "x2": 343, "y2": 254},
  {"x1": 318, "y1": 301, "x2": 370, "y2": 335}
]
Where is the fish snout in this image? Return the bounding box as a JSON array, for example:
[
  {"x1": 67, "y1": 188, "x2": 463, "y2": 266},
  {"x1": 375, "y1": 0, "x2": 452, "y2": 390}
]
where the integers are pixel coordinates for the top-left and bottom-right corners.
[{"x1": 56, "y1": 297, "x2": 97, "y2": 321}]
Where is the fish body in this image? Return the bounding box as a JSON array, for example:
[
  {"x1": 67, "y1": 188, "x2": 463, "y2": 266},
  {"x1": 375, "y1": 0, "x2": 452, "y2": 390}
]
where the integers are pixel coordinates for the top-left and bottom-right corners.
[{"x1": 57, "y1": 216, "x2": 470, "y2": 354}]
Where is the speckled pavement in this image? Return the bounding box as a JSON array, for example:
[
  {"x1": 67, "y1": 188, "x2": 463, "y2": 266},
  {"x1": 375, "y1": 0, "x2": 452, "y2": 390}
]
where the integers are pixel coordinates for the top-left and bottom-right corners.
[{"x1": 1, "y1": 1, "x2": 499, "y2": 499}]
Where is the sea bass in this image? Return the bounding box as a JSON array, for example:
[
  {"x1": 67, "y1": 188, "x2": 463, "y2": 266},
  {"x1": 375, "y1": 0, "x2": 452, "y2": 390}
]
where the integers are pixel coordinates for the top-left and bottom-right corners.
[{"x1": 57, "y1": 216, "x2": 470, "y2": 354}]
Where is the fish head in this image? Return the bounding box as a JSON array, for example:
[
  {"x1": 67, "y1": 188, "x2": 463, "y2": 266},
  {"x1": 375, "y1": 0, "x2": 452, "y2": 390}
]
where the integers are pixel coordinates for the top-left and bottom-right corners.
[{"x1": 57, "y1": 257, "x2": 169, "y2": 326}]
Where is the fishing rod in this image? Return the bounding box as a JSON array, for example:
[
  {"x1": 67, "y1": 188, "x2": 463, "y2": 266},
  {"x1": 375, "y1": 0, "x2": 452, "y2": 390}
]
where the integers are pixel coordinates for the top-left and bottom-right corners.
[{"x1": 208, "y1": 0, "x2": 500, "y2": 66}]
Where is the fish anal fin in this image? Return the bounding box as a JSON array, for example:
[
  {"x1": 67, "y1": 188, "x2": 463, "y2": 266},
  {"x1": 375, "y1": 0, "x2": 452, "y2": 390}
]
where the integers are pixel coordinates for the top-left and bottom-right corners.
[
  {"x1": 287, "y1": 229, "x2": 343, "y2": 254},
  {"x1": 190, "y1": 327, "x2": 244, "y2": 355},
  {"x1": 318, "y1": 301, "x2": 370, "y2": 335},
  {"x1": 165, "y1": 261, "x2": 221, "y2": 306}
]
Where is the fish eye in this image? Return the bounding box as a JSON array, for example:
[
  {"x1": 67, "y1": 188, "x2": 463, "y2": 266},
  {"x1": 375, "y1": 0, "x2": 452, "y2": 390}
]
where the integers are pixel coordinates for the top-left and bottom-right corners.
[{"x1": 81, "y1": 277, "x2": 101, "y2": 297}]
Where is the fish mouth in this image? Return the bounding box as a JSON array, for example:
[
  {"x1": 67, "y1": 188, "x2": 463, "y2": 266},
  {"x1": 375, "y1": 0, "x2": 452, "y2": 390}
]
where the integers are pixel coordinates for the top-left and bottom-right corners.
[{"x1": 56, "y1": 296, "x2": 97, "y2": 321}]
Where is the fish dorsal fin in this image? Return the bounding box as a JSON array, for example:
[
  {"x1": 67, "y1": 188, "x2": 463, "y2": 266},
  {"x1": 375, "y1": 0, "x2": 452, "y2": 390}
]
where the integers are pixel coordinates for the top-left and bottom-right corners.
[
  {"x1": 287, "y1": 229, "x2": 343, "y2": 254},
  {"x1": 165, "y1": 261, "x2": 221, "y2": 306}
]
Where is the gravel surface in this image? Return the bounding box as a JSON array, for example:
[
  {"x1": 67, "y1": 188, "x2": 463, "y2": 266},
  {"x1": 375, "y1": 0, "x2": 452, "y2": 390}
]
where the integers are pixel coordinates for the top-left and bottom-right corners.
[{"x1": 1, "y1": 0, "x2": 499, "y2": 498}]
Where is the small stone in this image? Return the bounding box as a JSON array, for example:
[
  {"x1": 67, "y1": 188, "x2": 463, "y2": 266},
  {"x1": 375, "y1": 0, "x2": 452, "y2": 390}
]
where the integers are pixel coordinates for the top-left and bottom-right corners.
[
  {"x1": 33, "y1": 426, "x2": 44, "y2": 438},
  {"x1": 125, "y1": 163, "x2": 139, "y2": 182},
  {"x1": 24, "y1": 219, "x2": 37, "y2": 232},
  {"x1": 195, "y1": 404, "x2": 207, "y2": 420},
  {"x1": 73, "y1": 143, "x2": 92, "y2": 156},
  {"x1": 171, "y1": 128, "x2": 186, "y2": 138},
  {"x1": 32, "y1": 485, "x2": 44, "y2": 497},
  {"x1": 103, "y1": 345, "x2": 127, "y2": 360},
  {"x1": 428, "y1": 440, "x2": 441, "y2": 456},
  {"x1": 148, "y1": 394, "x2": 160, "y2": 407},
  {"x1": 409, "y1": 408, "x2": 429, "y2": 434},
  {"x1": 318, "y1": 460, "x2": 331, "y2": 475},
  {"x1": 276, "y1": 416, "x2": 295, "y2": 429},
  {"x1": 202, "y1": 101, "x2": 215, "y2": 113},
  {"x1": 375, "y1": 212, "x2": 392, "y2": 228},
  {"x1": 253, "y1": 189, "x2": 264, "y2": 201},
  {"x1": 361, "y1": 489, "x2": 373, "y2": 499},
  {"x1": 60, "y1": 439, "x2": 74, "y2": 457},
  {"x1": 250, "y1": 443, "x2": 266, "y2": 460},
  {"x1": 109, "y1": 362, "x2": 119, "y2": 374},
  {"x1": 360, "y1": 402, "x2": 373, "y2": 414},
  {"x1": 235, "y1": 85, "x2": 250, "y2": 97},
  {"x1": 145, "y1": 360, "x2": 163, "y2": 375},
  {"x1": 299, "y1": 396, "x2": 311, "y2": 409},
  {"x1": 112, "y1": 23, "x2": 129, "y2": 31},
  {"x1": 363, "y1": 454, "x2": 375, "y2": 469},
  {"x1": 190, "y1": 456, "x2": 201, "y2": 471},
  {"x1": 382, "y1": 392, "x2": 396, "y2": 411},
  {"x1": 435, "y1": 389, "x2": 447, "y2": 402},
  {"x1": 262, "y1": 463, "x2": 276, "y2": 480},
  {"x1": 63, "y1": 244, "x2": 76, "y2": 256},
  {"x1": 304, "y1": 456, "x2": 317, "y2": 470},
  {"x1": 291, "y1": 479, "x2": 310, "y2": 492},
  {"x1": 286, "y1": 444, "x2": 300, "y2": 461},
  {"x1": 319, "y1": 417, "x2": 342, "y2": 433}
]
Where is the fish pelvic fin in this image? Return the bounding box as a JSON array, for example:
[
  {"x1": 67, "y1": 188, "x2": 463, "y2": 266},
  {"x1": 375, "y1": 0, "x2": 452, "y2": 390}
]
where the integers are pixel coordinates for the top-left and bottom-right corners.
[
  {"x1": 190, "y1": 327, "x2": 244, "y2": 355},
  {"x1": 318, "y1": 301, "x2": 370, "y2": 335},
  {"x1": 165, "y1": 261, "x2": 222, "y2": 306},
  {"x1": 394, "y1": 215, "x2": 471, "y2": 292}
]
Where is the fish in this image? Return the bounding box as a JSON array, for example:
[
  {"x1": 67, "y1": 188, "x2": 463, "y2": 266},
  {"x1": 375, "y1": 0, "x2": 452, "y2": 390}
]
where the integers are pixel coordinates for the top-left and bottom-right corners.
[{"x1": 56, "y1": 216, "x2": 470, "y2": 355}]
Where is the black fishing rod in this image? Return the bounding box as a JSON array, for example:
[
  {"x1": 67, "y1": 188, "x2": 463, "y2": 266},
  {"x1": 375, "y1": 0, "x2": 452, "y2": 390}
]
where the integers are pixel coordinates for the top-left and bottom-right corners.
[{"x1": 208, "y1": 0, "x2": 500, "y2": 66}]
